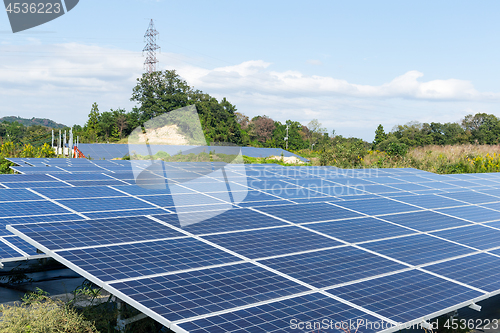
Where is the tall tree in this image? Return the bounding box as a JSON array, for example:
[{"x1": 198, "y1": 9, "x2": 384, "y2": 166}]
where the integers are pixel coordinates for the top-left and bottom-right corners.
[
  {"x1": 373, "y1": 124, "x2": 387, "y2": 148},
  {"x1": 86, "y1": 102, "x2": 100, "y2": 142}
]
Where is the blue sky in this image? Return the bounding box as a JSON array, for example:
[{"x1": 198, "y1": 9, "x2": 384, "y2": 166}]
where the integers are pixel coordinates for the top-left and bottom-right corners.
[{"x1": 1, "y1": 0, "x2": 500, "y2": 141}]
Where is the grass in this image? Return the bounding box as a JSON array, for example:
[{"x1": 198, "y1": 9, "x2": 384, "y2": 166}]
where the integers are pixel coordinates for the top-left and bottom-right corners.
[{"x1": 359, "y1": 144, "x2": 500, "y2": 174}]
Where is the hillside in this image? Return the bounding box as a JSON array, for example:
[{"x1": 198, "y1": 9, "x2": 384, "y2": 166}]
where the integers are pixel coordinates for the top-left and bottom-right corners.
[{"x1": 0, "y1": 116, "x2": 66, "y2": 129}]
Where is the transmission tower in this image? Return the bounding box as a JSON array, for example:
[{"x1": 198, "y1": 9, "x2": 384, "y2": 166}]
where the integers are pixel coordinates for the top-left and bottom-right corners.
[{"x1": 143, "y1": 19, "x2": 160, "y2": 74}]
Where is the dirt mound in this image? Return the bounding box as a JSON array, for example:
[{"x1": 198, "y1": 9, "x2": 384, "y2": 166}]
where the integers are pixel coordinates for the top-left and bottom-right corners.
[
  {"x1": 269, "y1": 155, "x2": 304, "y2": 164},
  {"x1": 136, "y1": 124, "x2": 189, "y2": 145}
]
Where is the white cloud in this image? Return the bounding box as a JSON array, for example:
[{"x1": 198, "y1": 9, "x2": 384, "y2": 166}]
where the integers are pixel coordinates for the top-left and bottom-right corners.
[{"x1": 0, "y1": 42, "x2": 498, "y2": 141}]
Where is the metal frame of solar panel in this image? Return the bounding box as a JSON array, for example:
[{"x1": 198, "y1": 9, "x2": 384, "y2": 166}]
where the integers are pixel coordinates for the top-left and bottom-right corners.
[{"x1": 5, "y1": 159, "x2": 500, "y2": 332}]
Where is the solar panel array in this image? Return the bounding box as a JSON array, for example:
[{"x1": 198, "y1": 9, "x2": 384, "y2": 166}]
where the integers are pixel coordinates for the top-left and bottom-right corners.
[
  {"x1": 4, "y1": 157, "x2": 500, "y2": 332},
  {"x1": 75, "y1": 144, "x2": 308, "y2": 162}
]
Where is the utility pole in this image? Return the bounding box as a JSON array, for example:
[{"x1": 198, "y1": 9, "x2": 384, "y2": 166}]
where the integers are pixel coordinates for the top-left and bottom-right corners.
[
  {"x1": 143, "y1": 19, "x2": 160, "y2": 74},
  {"x1": 285, "y1": 125, "x2": 289, "y2": 150}
]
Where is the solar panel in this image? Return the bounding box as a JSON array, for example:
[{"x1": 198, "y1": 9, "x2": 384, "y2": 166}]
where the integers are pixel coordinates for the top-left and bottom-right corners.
[
  {"x1": 260, "y1": 246, "x2": 406, "y2": 288},
  {"x1": 5, "y1": 161, "x2": 500, "y2": 332},
  {"x1": 358, "y1": 234, "x2": 475, "y2": 265},
  {"x1": 329, "y1": 270, "x2": 483, "y2": 323},
  {"x1": 203, "y1": 226, "x2": 342, "y2": 259}
]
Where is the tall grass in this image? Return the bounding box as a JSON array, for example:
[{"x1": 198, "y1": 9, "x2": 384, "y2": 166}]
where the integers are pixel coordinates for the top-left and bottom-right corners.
[{"x1": 361, "y1": 144, "x2": 500, "y2": 174}]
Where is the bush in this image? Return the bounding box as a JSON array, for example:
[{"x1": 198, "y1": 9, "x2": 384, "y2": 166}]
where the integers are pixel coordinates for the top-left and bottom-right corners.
[
  {"x1": 0, "y1": 290, "x2": 98, "y2": 333},
  {"x1": 319, "y1": 139, "x2": 367, "y2": 168}
]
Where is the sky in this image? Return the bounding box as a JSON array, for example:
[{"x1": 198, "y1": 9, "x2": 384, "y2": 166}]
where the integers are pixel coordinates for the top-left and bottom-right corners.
[{"x1": 1, "y1": 0, "x2": 500, "y2": 141}]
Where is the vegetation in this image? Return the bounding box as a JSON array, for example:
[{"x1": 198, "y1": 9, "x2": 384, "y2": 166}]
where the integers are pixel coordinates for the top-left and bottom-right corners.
[
  {"x1": 0, "y1": 284, "x2": 170, "y2": 333},
  {"x1": 0, "y1": 116, "x2": 66, "y2": 129}
]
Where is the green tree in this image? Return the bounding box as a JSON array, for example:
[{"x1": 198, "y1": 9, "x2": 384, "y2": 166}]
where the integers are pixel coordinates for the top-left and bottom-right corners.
[
  {"x1": 373, "y1": 124, "x2": 387, "y2": 148},
  {"x1": 130, "y1": 70, "x2": 244, "y2": 145},
  {"x1": 131, "y1": 70, "x2": 191, "y2": 123},
  {"x1": 86, "y1": 102, "x2": 101, "y2": 142}
]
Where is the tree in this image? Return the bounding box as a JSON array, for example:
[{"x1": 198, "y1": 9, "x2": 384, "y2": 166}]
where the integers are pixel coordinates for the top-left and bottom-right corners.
[
  {"x1": 461, "y1": 113, "x2": 500, "y2": 144},
  {"x1": 130, "y1": 70, "x2": 244, "y2": 145},
  {"x1": 373, "y1": 124, "x2": 387, "y2": 148},
  {"x1": 307, "y1": 119, "x2": 327, "y2": 148},
  {"x1": 235, "y1": 112, "x2": 249, "y2": 130},
  {"x1": 131, "y1": 70, "x2": 191, "y2": 123},
  {"x1": 86, "y1": 102, "x2": 100, "y2": 142},
  {"x1": 252, "y1": 116, "x2": 275, "y2": 143}
]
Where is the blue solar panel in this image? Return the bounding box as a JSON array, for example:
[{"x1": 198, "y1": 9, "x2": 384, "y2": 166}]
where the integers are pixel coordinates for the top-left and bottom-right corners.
[
  {"x1": 4, "y1": 181, "x2": 70, "y2": 189},
  {"x1": 0, "y1": 189, "x2": 43, "y2": 202},
  {"x1": 203, "y1": 226, "x2": 342, "y2": 259},
  {"x1": 154, "y1": 209, "x2": 287, "y2": 235},
  {"x1": 431, "y1": 225, "x2": 500, "y2": 250},
  {"x1": 333, "y1": 198, "x2": 420, "y2": 216},
  {"x1": 389, "y1": 194, "x2": 464, "y2": 209},
  {"x1": 83, "y1": 208, "x2": 170, "y2": 219},
  {"x1": 0, "y1": 201, "x2": 71, "y2": 218},
  {"x1": 2, "y1": 236, "x2": 39, "y2": 256},
  {"x1": 138, "y1": 193, "x2": 227, "y2": 208},
  {"x1": 52, "y1": 174, "x2": 114, "y2": 181},
  {"x1": 256, "y1": 202, "x2": 363, "y2": 223},
  {"x1": 425, "y1": 253, "x2": 500, "y2": 292},
  {"x1": 7, "y1": 162, "x2": 500, "y2": 331},
  {"x1": 56, "y1": 238, "x2": 241, "y2": 281},
  {"x1": 260, "y1": 246, "x2": 406, "y2": 288},
  {"x1": 180, "y1": 292, "x2": 381, "y2": 333},
  {"x1": 304, "y1": 217, "x2": 415, "y2": 243},
  {"x1": 379, "y1": 211, "x2": 473, "y2": 232},
  {"x1": 10, "y1": 216, "x2": 184, "y2": 250},
  {"x1": 34, "y1": 186, "x2": 125, "y2": 200},
  {"x1": 57, "y1": 197, "x2": 157, "y2": 212},
  {"x1": 0, "y1": 174, "x2": 54, "y2": 182},
  {"x1": 110, "y1": 263, "x2": 308, "y2": 322},
  {"x1": 358, "y1": 234, "x2": 474, "y2": 265},
  {"x1": 0, "y1": 239, "x2": 23, "y2": 259},
  {"x1": 329, "y1": 270, "x2": 483, "y2": 323},
  {"x1": 67, "y1": 180, "x2": 131, "y2": 186},
  {"x1": 437, "y1": 206, "x2": 500, "y2": 223},
  {"x1": 439, "y1": 191, "x2": 500, "y2": 204}
]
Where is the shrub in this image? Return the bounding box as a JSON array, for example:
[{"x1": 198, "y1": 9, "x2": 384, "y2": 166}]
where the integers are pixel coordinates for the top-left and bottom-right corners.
[{"x1": 0, "y1": 291, "x2": 98, "y2": 333}]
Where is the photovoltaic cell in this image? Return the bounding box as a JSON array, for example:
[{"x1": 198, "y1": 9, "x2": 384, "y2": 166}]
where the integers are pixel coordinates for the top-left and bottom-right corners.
[
  {"x1": 110, "y1": 263, "x2": 308, "y2": 322},
  {"x1": 56, "y1": 197, "x2": 157, "y2": 212},
  {"x1": 260, "y1": 246, "x2": 406, "y2": 288},
  {"x1": 0, "y1": 189, "x2": 43, "y2": 202},
  {"x1": 179, "y1": 292, "x2": 381, "y2": 333},
  {"x1": 431, "y1": 225, "x2": 500, "y2": 250},
  {"x1": 10, "y1": 216, "x2": 184, "y2": 250},
  {"x1": 379, "y1": 211, "x2": 473, "y2": 232},
  {"x1": 153, "y1": 209, "x2": 287, "y2": 235},
  {"x1": 438, "y1": 191, "x2": 500, "y2": 205},
  {"x1": 304, "y1": 217, "x2": 415, "y2": 243},
  {"x1": 358, "y1": 234, "x2": 474, "y2": 265},
  {"x1": 56, "y1": 238, "x2": 241, "y2": 282},
  {"x1": 333, "y1": 198, "x2": 420, "y2": 216},
  {"x1": 0, "y1": 201, "x2": 72, "y2": 218},
  {"x1": 34, "y1": 186, "x2": 125, "y2": 200},
  {"x1": 389, "y1": 194, "x2": 464, "y2": 209},
  {"x1": 255, "y1": 202, "x2": 363, "y2": 224},
  {"x1": 436, "y1": 206, "x2": 500, "y2": 223},
  {"x1": 329, "y1": 270, "x2": 483, "y2": 323},
  {"x1": 425, "y1": 253, "x2": 500, "y2": 292},
  {"x1": 203, "y1": 226, "x2": 342, "y2": 259},
  {"x1": 4, "y1": 181, "x2": 70, "y2": 189}
]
